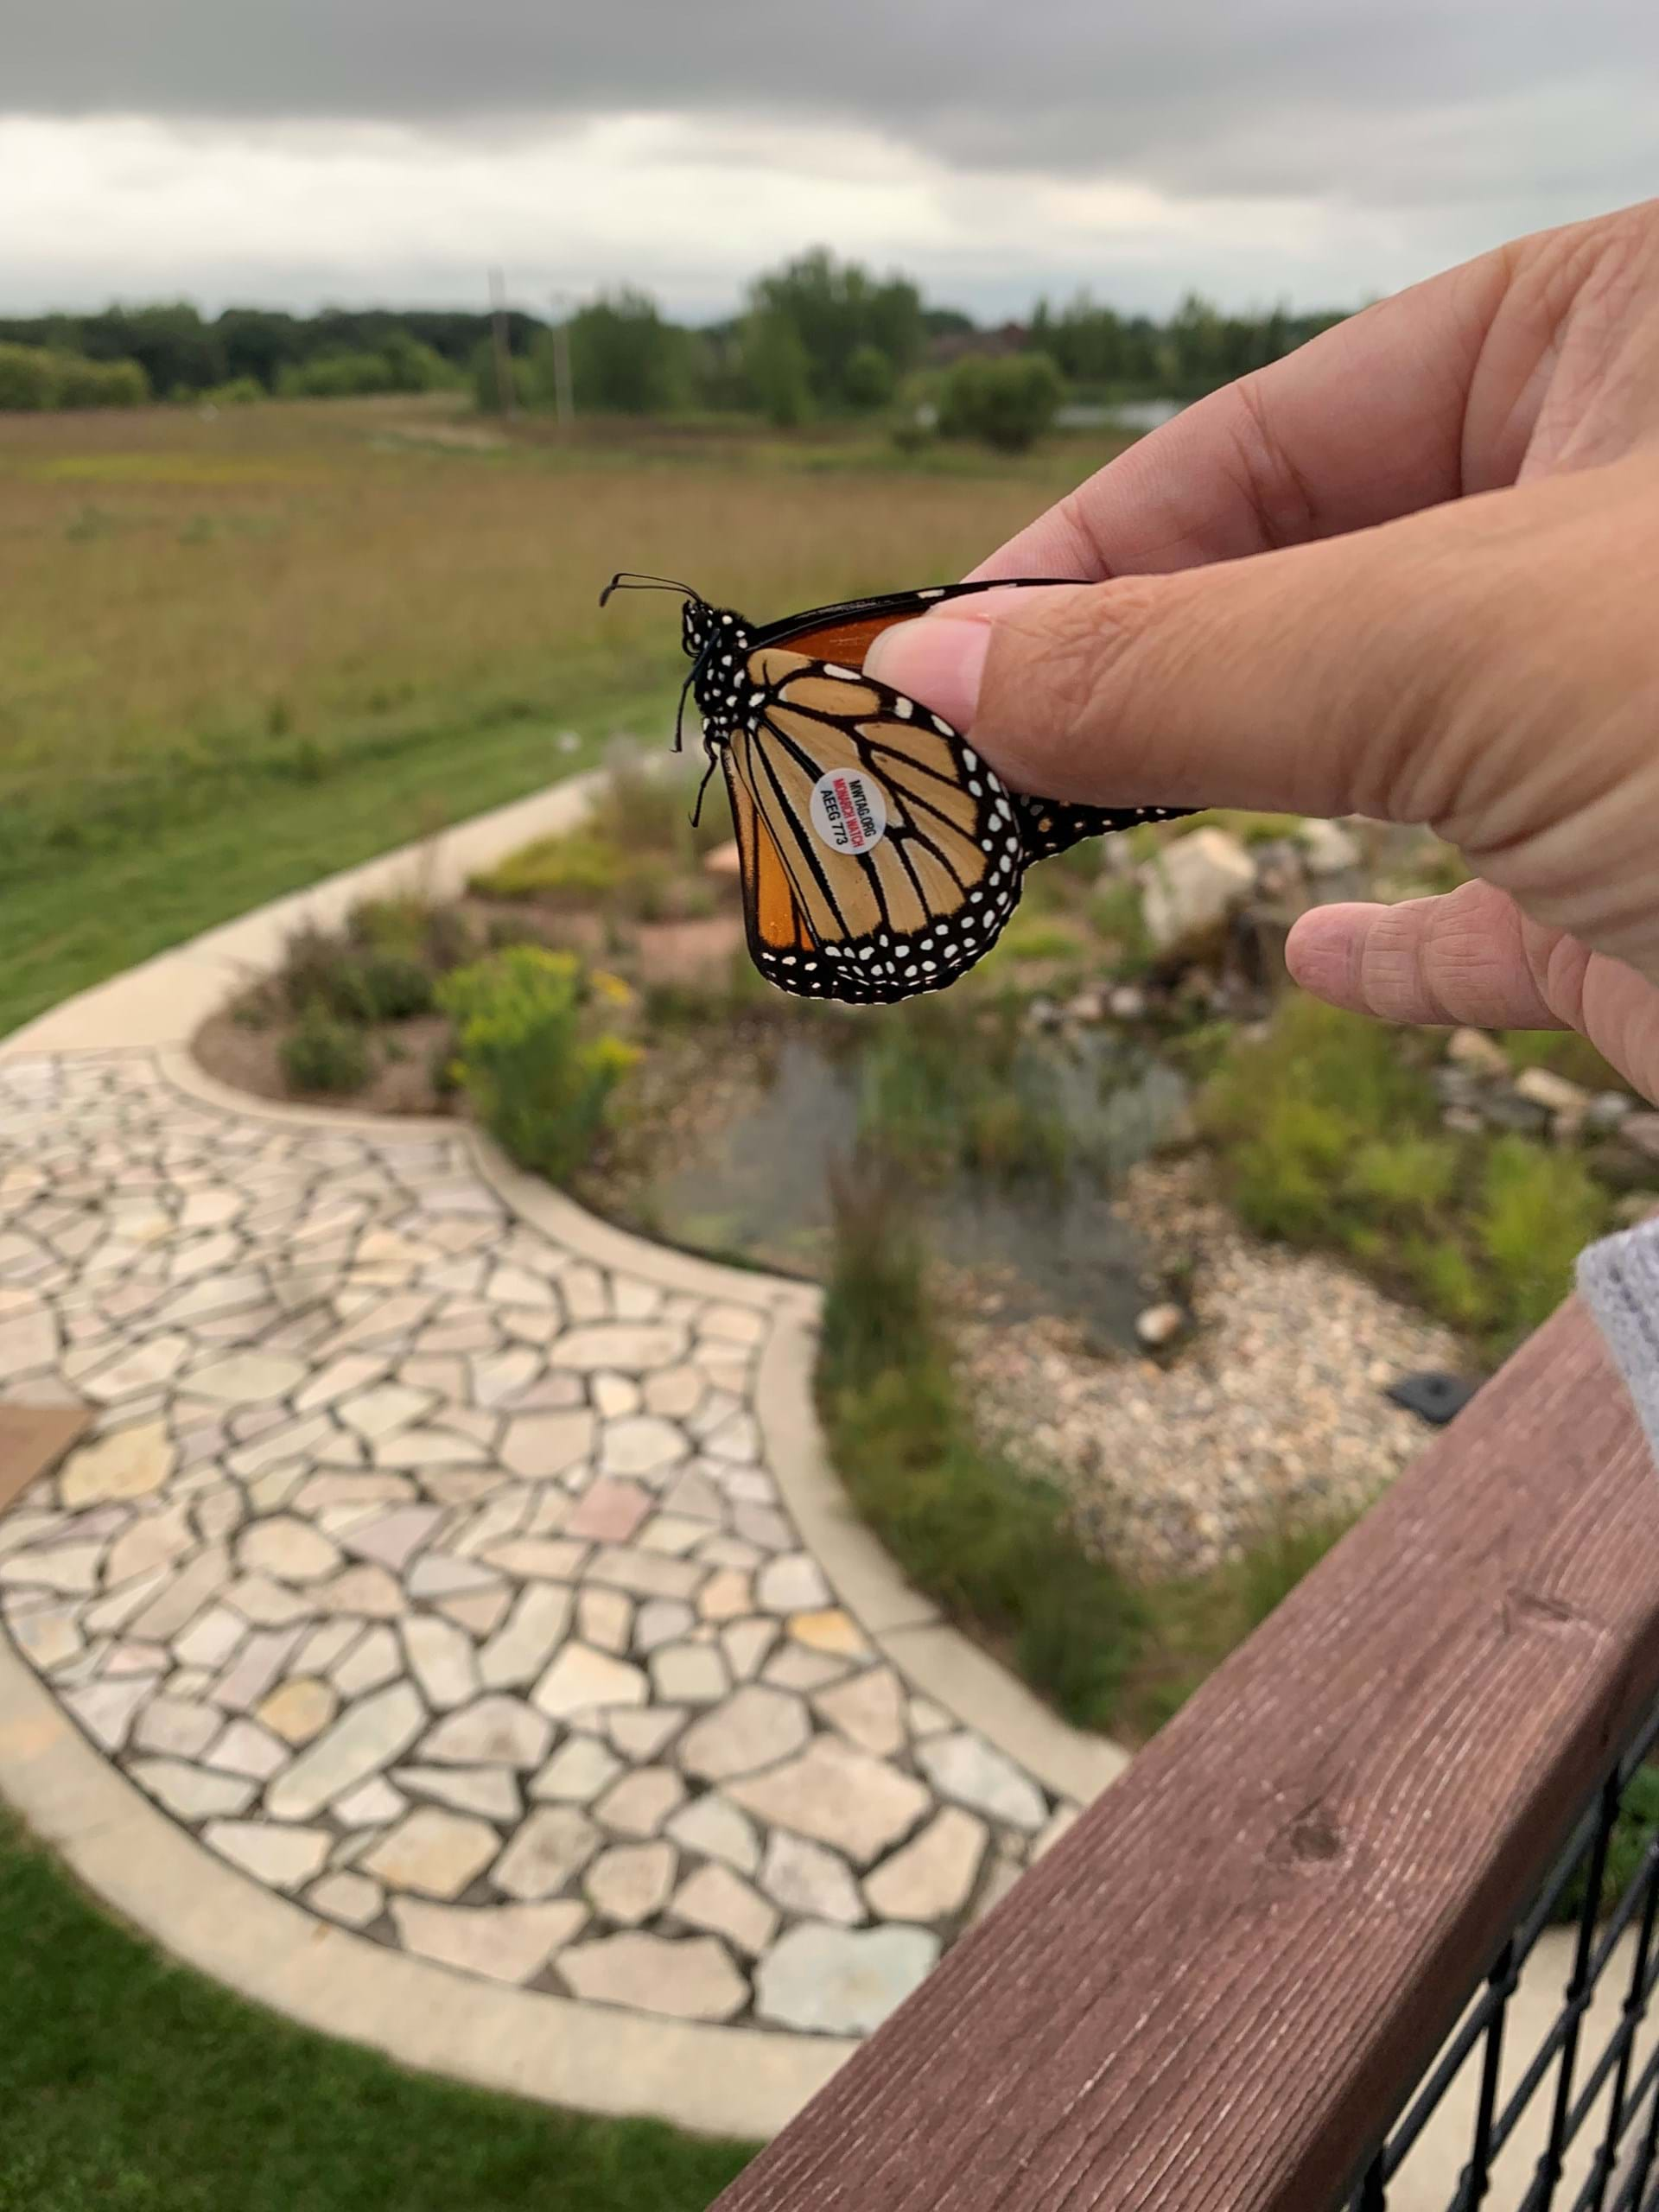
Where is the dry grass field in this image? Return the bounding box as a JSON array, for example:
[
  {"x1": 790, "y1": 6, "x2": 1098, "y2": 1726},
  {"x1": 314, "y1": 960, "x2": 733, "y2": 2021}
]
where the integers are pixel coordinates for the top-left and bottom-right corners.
[{"x1": 0, "y1": 395, "x2": 1127, "y2": 1033}]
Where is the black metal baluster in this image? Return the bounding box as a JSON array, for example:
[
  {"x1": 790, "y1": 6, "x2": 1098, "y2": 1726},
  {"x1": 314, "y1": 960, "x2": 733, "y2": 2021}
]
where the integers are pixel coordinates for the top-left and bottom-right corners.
[
  {"x1": 1459, "y1": 1939, "x2": 1518, "y2": 2209},
  {"x1": 1523, "y1": 1772, "x2": 1622, "y2": 2211},
  {"x1": 1625, "y1": 2047, "x2": 1659, "y2": 2208},
  {"x1": 1587, "y1": 1845, "x2": 1659, "y2": 2212}
]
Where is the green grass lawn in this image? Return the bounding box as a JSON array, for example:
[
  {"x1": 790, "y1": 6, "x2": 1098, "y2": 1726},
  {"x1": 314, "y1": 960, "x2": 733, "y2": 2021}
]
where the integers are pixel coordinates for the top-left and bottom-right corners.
[
  {"x1": 1, "y1": 395, "x2": 1097, "y2": 1039},
  {"x1": 0, "y1": 1808, "x2": 753, "y2": 2212},
  {"x1": 0, "y1": 680, "x2": 650, "y2": 1039}
]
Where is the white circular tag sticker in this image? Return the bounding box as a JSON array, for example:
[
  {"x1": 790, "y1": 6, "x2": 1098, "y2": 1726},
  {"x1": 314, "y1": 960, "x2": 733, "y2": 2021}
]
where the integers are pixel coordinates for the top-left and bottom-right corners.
[{"x1": 810, "y1": 769, "x2": 889, "y2": 856}]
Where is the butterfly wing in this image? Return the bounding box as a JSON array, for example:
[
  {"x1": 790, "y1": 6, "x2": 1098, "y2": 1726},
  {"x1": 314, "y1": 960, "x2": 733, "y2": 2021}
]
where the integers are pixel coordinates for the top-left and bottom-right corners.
[
  {"x1": 757, "y1": 582, "x2": 1192, "y2": 866},
  {"x1": 722, "y1": 646, "x2": 1026, "y2": 1005},
  {"x1": 1012, "y1": 796, "x2": 1193, "y2": 862}
]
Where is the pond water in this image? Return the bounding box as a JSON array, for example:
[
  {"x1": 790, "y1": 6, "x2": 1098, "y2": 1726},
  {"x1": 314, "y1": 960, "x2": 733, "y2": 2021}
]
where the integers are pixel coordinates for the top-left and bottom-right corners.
[
  {"x1": 634, "y1": 1028, "x2": 1192, "y2": 1353},
  {"x1": 1056, "y1": 397, "x2": 1188, "y2": 433}
]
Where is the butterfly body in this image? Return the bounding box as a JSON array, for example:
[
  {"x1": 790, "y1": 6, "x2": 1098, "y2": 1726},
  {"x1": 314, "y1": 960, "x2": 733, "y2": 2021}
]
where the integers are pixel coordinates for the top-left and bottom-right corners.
[{"x1": 601, "y1": 572, "x2": 1190, "y2": 1007}]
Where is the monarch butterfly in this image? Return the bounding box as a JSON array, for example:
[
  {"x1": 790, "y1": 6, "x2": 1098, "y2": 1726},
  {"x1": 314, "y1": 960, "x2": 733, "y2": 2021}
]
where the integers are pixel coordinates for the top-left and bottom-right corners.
[{"x1": 599, "y1": 573, "x2": 1190, "y2": 1006}]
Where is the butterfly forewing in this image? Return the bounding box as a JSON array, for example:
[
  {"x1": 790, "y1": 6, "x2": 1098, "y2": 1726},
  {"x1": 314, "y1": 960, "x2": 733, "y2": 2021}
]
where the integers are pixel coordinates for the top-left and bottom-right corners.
[
  {"x1": 755, "y1": 585, "x2": 1193, "y2": 872},
  {"x1": 721, "y1": 648, "x2": 1026, "y2": 1005}
]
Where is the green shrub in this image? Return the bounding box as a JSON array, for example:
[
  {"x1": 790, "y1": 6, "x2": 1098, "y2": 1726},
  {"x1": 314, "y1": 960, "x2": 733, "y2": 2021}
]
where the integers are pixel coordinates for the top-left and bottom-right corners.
[
  {"x1": 1476, "y1": 1136, "x2": 1604, "y2": 1337},
  {"x1": 349, "y1": 893, "x2": 474, "y2": 973},
  {"x1": 1088, "y1": 878, "x2": 1154, "y2": 974},
  {"x1": 0, "y1": 341, "x2": 149, "y2": 411},
  {"x1": 437, "y1": 946, "x2": 639, "y2": 1181},
  {"x1": 817, "y1": 1160, "x2": 1145, "y2": 1731},
  {"x1": 938, "y1": 353, "x2": 1065, "y2": 453},
  {"x1": 280, "y1": 1007, "x2": 372, "y2": 1095},
  {"x1": 281, "y1": 925, "x2": 355, "y2": 1016},
  {"x1": 353, "y1": 950, "x2": 435, "y2": 1020},
  {"x1": 1200, "y1": 992, "x2": 1614, "y2": 1356},
  {"x1": 202, "y1": 376, "x2": 265, "y2": 406},
  {"x1": 278, "y1": 339, "x2": 452, "y2": 399},
  {"x1": 474, "y1": 830, "x2": 647, "y2": 904},
  {"x1": 280, "y1": 925, "x2": 433, "y2": 1024},
  {"x1": 842, "y1": 342, "x2": 896, "y2": 410}
]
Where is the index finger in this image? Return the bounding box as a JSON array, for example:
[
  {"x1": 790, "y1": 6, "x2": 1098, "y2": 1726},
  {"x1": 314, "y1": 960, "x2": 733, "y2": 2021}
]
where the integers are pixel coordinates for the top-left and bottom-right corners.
[{"x1": 969, "y1": 233, "x2": 1523, "y2": 584}]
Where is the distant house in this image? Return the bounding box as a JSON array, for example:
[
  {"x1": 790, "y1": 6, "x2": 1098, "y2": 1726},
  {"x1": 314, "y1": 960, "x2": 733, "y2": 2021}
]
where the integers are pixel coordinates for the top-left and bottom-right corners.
[{"x1": 925, "y1": 321, "x2": 1032, "y2": 367}]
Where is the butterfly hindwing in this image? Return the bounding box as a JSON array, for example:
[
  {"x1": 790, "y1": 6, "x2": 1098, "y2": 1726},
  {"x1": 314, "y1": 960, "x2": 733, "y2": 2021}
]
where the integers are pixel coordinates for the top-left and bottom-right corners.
[
  {"x1": 721, "y1": 647, "x2": 1027, "y2": 1006},
  {"x1": 1013, "y1": 796, "x2": 1194, "y2": 862}
]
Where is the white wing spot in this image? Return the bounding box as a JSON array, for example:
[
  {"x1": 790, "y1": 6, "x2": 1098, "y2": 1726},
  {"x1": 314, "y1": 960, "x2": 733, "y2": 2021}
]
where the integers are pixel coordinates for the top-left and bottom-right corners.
[{"x1": 893, "y1": 698, "x2": 913, "y2": 720}]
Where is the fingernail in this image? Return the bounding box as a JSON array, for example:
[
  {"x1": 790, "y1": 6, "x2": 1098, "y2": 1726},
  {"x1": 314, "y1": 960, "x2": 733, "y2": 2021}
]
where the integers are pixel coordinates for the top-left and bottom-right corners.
[{"x1": 866, "y1": 613, "x2": 991, "y2": 735}]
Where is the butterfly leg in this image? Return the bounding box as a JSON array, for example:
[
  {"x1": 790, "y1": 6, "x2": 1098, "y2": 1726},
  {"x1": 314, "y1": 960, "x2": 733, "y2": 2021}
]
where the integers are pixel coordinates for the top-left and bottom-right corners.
[{"x1": 690, "y1": 740, "x2": 721, "y2": 829}]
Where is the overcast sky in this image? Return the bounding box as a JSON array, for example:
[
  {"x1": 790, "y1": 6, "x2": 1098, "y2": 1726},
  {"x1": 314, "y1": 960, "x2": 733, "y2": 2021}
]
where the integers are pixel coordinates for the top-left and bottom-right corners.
[{"x1": 4, "y1": 0, "x2": 1656, "y2": 322}]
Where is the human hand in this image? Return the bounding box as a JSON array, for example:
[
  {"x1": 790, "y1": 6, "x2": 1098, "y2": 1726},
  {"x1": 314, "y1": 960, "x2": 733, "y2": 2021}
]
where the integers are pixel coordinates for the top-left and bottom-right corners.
[{"x1": 866, "y1": 202, "x2": 1659, "y2": 1103}]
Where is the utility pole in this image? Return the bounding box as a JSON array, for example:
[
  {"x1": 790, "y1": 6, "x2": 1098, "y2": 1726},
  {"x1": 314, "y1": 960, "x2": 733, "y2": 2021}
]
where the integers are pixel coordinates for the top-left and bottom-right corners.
[
  {"x1": 487, "y1": 266, "x2": 516, "y2": 418},
  {"x1": 550, "y1": 290, "x2": 575, "y2": 430}
]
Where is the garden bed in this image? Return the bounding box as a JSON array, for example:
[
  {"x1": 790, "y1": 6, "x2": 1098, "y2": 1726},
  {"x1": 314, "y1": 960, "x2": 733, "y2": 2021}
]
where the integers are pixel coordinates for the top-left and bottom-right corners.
[{"x1": 189, "y1": 758, "x2": 1659, "y2": 1740}]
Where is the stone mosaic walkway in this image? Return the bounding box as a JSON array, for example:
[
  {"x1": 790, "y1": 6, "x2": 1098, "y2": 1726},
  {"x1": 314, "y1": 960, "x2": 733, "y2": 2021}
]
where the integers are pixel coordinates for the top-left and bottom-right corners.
[{"x1": 0, "y1": 1050, "x2": 1080, "y2": 2044}]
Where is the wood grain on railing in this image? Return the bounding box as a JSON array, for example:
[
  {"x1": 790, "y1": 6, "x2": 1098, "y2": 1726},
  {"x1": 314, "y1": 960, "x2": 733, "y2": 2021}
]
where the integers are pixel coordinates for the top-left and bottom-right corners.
[{"x1": 712, "y1": 1298, "x2": 1659, "y2": 2211}]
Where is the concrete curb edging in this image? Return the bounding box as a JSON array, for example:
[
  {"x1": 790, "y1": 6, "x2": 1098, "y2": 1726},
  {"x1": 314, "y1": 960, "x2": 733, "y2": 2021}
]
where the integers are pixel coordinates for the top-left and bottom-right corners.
[{"x1": 0, "y1": 769, "x2": 1130, "y2": 2135}]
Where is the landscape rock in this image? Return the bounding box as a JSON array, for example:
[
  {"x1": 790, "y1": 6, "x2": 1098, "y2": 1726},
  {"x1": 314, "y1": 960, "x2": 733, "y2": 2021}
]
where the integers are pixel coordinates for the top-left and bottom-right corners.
[
  {"x1": 1139, "y1": 828, "x2": 1255, "y2": 955},
  {"x1": 1514, "y1": 1067, "x2": 1590, "y2": 1118},
  {"x1": 390, "y1": 1897, "x2": 586, "y2": 1982},
  {"x1": 760, "y1": 1830, "x2": 864, "y2": 1925},
  {"x1": 755, "y1": 1923, "x2": 941, "y2": 2034},
  {"x1": 1446, "y1": 1027, "x2": 1512, "y2": 1078},
  {"x1": 492, "y1": 1805, "x2": 601, "y2": 1898},
  {"x1": 1135, "y1": 1301, "x2": 1186, "y2": 1351},
  {"x1": 559, "y1": 1931, "x2": 746, "y2": 2021},
  {"x1": 1297, "y1": 818, "x2": 1363, "y2": 874},
  {"x1": 585, "y1": 1840, "x2": 677, "y2": 1924},
  {"x1": 362, "y1": 1806, "x2": 499, "y2": 1898},
  {"x1": 265, "y1": 1681, "x2": 425, "y2": 1820},
  {"x1": 863, "y1": 1808, "x2": 988, "y2": 1922},
  {"x1": 679, "y1": 1684, "x2": 811, "y2": 1782},
  {"x1": 916, "y1": 1732, "x2": 1047, "y2": 1832},
  {"x1": 728, "y1": 1738, "x2": 931, "y2": 1866}
]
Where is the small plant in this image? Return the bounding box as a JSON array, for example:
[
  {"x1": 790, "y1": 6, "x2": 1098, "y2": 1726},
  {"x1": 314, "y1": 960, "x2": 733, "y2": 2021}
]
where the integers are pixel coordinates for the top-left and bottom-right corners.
[
  {"x1": 280, "y1": 1006, "x2": 372, "y2": 1096},
  {"x1": 437, "y1": 946, "x2": 639, "y2": 1181},
  {"x1": 349, "y1": 893, "x2": 474, "y2": 974},
  {"x1": 353, "y1": 950, "x2": 435, "y2": 1020},
  {"x1": 1199, "y1": 991, "x2": 1621, "y2": 1357},
  {"x1": 1549, "y1": 1765, "x2": 1659, "y2": 1926},
  {"x1": 279, "y1": 924, "x2": 434, "y2": 1024},
  {"x1": 1122, "y1": 1503, "x2": 1364, "y2": 1739},
  {"x1": 817, "y1": 1158, "x2": 1145, "y2": 1730}
]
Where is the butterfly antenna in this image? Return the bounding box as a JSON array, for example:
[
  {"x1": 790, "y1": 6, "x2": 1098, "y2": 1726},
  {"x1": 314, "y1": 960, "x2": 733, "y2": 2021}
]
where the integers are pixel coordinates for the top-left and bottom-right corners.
[{"x1": 598, "y1": 570, "x2": 698, "y2": 607}]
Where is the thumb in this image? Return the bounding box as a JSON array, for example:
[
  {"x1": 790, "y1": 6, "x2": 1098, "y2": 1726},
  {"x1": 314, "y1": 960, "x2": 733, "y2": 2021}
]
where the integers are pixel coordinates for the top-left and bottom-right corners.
[{"x1": 864, "y1": 485, "x2": 1558, "y2": 829}]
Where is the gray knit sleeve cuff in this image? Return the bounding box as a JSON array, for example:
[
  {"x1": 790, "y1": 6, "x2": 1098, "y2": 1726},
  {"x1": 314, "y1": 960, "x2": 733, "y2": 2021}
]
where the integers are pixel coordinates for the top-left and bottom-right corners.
[{"x1": 1578, "y1": 1218, "x2": 1659, "y2": 1458}]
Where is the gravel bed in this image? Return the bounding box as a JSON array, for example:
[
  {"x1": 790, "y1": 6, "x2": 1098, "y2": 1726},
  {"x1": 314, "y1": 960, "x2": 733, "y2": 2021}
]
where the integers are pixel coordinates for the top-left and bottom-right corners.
[{"x1": 964, "y1": 1158, "x2": 1460, "y2": 1577}]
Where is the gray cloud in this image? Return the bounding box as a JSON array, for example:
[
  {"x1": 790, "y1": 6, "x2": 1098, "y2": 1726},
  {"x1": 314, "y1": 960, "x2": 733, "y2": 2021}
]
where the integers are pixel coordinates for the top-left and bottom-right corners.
[{"x1": 8, "y1": 0, "x2": 1657, "y2": 207}]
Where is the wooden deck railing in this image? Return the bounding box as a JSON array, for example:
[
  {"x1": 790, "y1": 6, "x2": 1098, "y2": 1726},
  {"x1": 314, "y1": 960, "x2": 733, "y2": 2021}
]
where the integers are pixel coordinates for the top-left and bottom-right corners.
[{"x1": 711, "y1": 1295, "x2": 1659, "y2": 2211}]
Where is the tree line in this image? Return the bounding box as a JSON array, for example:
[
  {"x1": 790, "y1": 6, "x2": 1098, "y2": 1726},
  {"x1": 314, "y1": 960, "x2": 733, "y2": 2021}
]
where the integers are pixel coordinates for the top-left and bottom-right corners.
[{"x1": 0, "y1": 252, "x2": 1353, "y2": 446}]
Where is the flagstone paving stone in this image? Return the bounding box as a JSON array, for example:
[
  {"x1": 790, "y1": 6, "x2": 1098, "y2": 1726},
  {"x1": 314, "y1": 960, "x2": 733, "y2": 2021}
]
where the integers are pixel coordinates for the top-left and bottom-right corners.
[{"x1": 0, "y1": 1052, "x2": 1081, "y2": 2048}]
